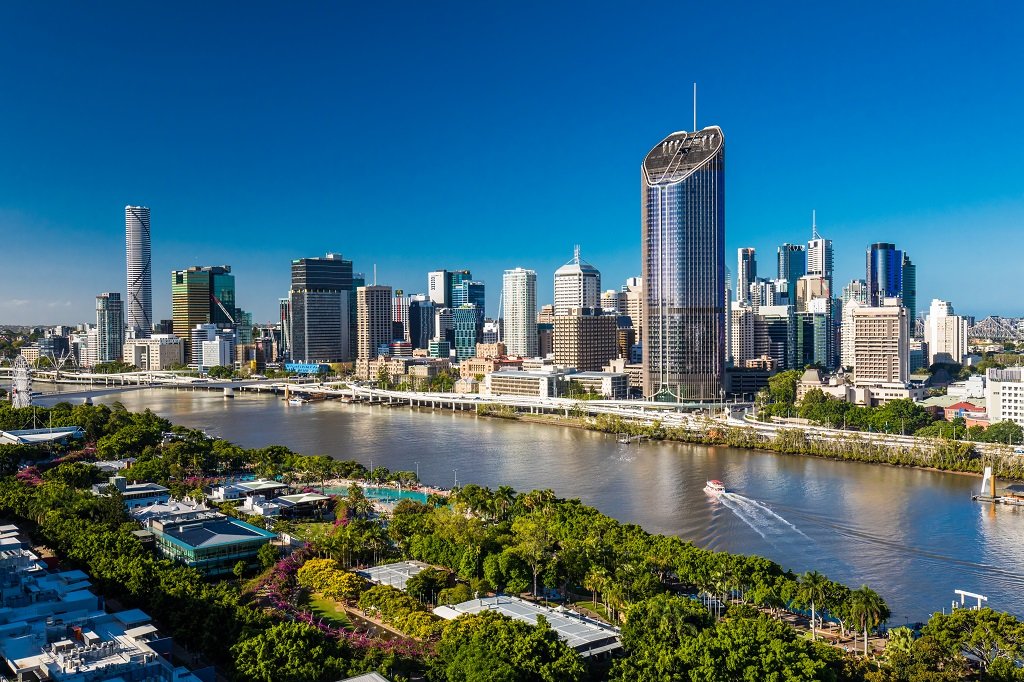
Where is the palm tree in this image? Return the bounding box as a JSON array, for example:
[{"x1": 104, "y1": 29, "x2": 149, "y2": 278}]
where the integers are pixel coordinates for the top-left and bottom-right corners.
[
  {"x1": 849, "y1": 585, "x2": 890, "y2": 657},
  {"x1": 797, "y1": 570, "x2": 829, "y2": 641}
]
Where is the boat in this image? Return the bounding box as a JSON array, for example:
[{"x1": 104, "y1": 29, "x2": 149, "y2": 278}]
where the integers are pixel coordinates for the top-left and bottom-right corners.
[
  {"x1": 704, "y1": 480, "x2": 727, "y2": 495},
  {"x1": 287, "y1": 397, "x2": 307, "y2": 406}
]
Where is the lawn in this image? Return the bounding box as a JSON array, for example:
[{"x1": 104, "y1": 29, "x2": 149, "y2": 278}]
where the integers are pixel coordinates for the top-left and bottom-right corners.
[
  {"x1": 306, "y1": 593, "x2": 352, "y2": 629},
  {"x1": 291, "y1": 521, "x2": 335, "y2": 542}
]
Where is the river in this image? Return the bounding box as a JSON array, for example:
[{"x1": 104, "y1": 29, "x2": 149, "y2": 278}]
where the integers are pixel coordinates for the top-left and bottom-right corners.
[{"x1": 43, "y1": 388, "x2": 1024, "y2": 624}]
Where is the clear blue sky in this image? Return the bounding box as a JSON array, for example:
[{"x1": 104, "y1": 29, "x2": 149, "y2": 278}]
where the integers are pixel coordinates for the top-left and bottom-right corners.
[{"x1": 2, "y1": 1, "x2": 1022, "y2": 325}]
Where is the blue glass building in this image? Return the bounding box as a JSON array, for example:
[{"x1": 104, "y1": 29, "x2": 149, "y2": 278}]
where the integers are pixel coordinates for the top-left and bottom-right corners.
[
  {"x1": 453, "y1": 305, "x2": 479, "y2": 360},
  {"x1": 641, "y1": 127, "x2": 726, "y2": 402}
]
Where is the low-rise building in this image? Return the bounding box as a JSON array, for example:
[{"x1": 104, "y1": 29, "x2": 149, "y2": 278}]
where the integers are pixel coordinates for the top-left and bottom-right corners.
[
  {"x1": 566, "y1": 372, "x2": 629, "y2": 399},
  {"x1": 91, "y1": 475, "x2": 170, "y2": 510},
  {"x1": 484, "y1": 370, "x2": 566, "y2": 398},
  {"x1": 147, "y1": 510, "x2": 277, "y2": 575},
  {"x1": 0, "y1": 524, "x2": 204, "y2": 682},
  {"x1": 276, "y1": 492, "x2": 331, "y2": 518},
  {"x1": 459, "y1": 355, "x2": 524, "y2": 379},
  {"x1": 985, "y1": 368, "x2": 1024, "y2": 429},
  {"x1": 209, "y1": 479, "x2": 289, "y2": 502},
  {"x1": 122, "y1": 335, "x2": 185, "y2": 371}
]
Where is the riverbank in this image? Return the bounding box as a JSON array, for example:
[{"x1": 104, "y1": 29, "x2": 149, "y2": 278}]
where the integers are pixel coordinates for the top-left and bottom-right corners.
[{"x1": 477, "y1": 406, "x2": 1024, "y2": 483}]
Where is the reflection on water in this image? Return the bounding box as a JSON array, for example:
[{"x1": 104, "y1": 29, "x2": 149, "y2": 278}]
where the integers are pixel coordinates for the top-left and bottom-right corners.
[{"x1": 52, "y1": 388, "x2": 1024, "y2": 623}]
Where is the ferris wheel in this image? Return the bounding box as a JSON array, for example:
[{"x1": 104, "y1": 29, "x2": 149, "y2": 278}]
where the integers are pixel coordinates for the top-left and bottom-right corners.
[{"x1": 11, "y1": 355, "x2": 32, "y2": 408}]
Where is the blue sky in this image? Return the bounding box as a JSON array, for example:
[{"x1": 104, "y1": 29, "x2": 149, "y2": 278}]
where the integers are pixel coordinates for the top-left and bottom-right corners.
[{"x1": 1, "y1": 1, "x2": 1022, "y2": 324}]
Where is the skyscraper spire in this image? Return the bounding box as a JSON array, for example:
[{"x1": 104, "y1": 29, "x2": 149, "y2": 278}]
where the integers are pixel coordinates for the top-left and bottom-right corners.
[{"x1": 811, "y1": 209, "x2": 819, "y2": 240}]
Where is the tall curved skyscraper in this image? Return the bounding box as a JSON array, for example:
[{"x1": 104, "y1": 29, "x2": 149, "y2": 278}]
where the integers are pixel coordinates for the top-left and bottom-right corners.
[
  {"x1": 641, "y1": 127, "x2": 725, "y2": 402},
  {"x1": 125, "y1": 205, "x2": 152, "y2": 337}
]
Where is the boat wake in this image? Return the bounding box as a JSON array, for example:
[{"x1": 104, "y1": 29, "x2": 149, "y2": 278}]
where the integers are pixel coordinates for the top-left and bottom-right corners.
[{"x1": 717, "y1": 492, "x2": 809, "y2": 541}]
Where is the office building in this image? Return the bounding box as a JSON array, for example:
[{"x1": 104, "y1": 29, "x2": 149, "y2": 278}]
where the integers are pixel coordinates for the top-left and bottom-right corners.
[
  {"x1": 553, "y1": 308, "x2": 618, "y2": 372},
  {"x1": 393, "y1": 289, "x2": 410, "y2": 341},
  {"x1": 730, "y1": 302, "x2": 756, "y2": 367},
  {"x1": 171, "y1": 265, "x2": 235, "y2": 355},
  {"x1": 601, "y1": 289, "x2": 626, "y2": 314},
  {"x1": 451, "y1": 280, "x2": 485, "y2": 314},
  {"x1": 755, "y1": 305, "x2": 796, "y2": 370},
  {"x1": 289, "y1": 253, "x2": 353, "y2": 363},
  {"x1": 925, "y1": 299, "x2": 967, "y2": 366},
  {"x1": 794, "y1": 275, "x2": 831, "y2": 312},
  {"x1": 624, "y1": 277, "x2": 644, "y2": 342},
  {"x1": 408, "y1": 295, "x2": 436, "y2": 349},
  {"x1": 866, "y1": 243, "x2": 904, "y2": 307},
  {"x1": 902, "y1": 254, "x2": 917, "y2": 324},
  {"x1": 94, "y1": 293, "x2": 124, "y2": 364},
  {"x1": 357, "y1": 285, "x2": 393, "y2": 374},
  {"x1": 777, "y1": 243, "x2": 806, "y2": 305},
  {"x1": 503, "y1": 268, "x2": 537, "y2": 357},
  {"x1": 794, "y1": 307, "x2": 833, "y2": 369},
  {"x1": 841, "y1": 279, "x2": 869, "y2": 307},
  {"x1": 123, "y1": 335, "x2": 185, "y2": 370},
  {"x1": 146, "y1": 510, "x2": 276, "y2": 576},
  {"x1": 641, "y1": 127, "x2": 726, "y2": 401},
  {"x1": 452, "y1": 305, "x2": 479, "y2": 360},
  {"x1": 807, "y1": 223, "x2": 833, "y2": 287},
  {"x1": 125, "y1": 205, "x2": 152, "y2": 337},
  {"x1": 554, "y1": 246, "x2": 601, "y2": 315},
  {"x1": 736, "y1": 248, "x2": 756, "y2": 303},
  {"x1": 481, "y1": 319, "x2": 500, "y2": 344},
  {"x1": 850, "y1": 299, "x2": 909, "y2": 385},
  {"x1": 427, "y1": 269, "x2": 472, "y2": 308}
]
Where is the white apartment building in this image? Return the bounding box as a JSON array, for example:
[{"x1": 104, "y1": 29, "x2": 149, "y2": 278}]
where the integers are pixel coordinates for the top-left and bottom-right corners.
[
  {"x1": 502, "y1": 268, "x2": 537, "y2": 357},
  {"x1": 924, "y1": 299, "x2": 967, "y2": 366},
  {"x1": 985, "y1": 368, "x2": 1024, "y2": 429}
]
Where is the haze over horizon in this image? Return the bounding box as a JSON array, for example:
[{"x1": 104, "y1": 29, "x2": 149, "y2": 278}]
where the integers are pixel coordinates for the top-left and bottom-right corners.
[{"x1": 2, "y1": 2, "x2": 1022, "y2": 325}]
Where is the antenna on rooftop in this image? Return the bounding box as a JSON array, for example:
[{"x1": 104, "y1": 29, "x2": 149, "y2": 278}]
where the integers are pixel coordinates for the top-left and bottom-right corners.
[
  {"x1": 811, "y1": 210, "x2": 819, "y2": 240},
  {"x1": 574, "y1": 244, "x2": 580, "y2": 263},
  {"x1": 373, "y1": 264, "x2": 377, "y2": 286},
  {"x1": 693, "y1": 82, "x2": 697, "y2": 132}
]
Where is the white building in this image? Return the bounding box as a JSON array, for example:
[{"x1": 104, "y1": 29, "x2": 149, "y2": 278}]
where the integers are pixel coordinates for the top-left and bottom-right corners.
[
  {"x1": 553, "y1": 247, "x2": 600, "y2": 315},
  {"x1": 125, "y1": 205, "x2": 152, "y2": 337},
  {"x1": 502, "y1": 268, "x2": 537, "y2": 357},
  {"x1": 123, "y1": 334, "x2": 184, "y2": 371},
  {"x1": 730, "y1": 302, "x2": 756, "y2": 366},
  {"x1": 201, "y1": 338, "x2": 233, "y2": 369},
  {"x1": 985, "y1": 368, "x2": 1024, "y2": 429},
  {"x1": 624, "y1": 277, "x2": 643, "y2": 342},
  {"x1": 924, "y1": 299, "x2": 968, "y2": 366}
]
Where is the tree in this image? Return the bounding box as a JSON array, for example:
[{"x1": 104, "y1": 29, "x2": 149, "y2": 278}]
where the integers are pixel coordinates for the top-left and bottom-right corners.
[
  {"x1": 922, "y1": 607, "x2": 1024, "y2": 673},
  {"x1": 610, "y1": 594, "x2": 712, "y2": 681},
  {"x1": 207, "y1": 365, "x2": 234, "y2": 379},
  {"x1": 257, "y1": 542, "x2": 280, "y2": 570},
  {"x1": 980, "y1": 420, "x2": 1024, "y2": 445},
  {"x1": 848, "y1": 585, "x2": 890, "y2": 657},
  {"x1": 233, "y1": 560, "x2": 247, "y2": 579},
  {"x1": 232, "y1": 621, "x2": 346, "y2": 682},
  {"x1": 796, "y1": 570, "x2": 829, "y2": 641},
  {"x1": 429, "y1": 611, "x2": 585, "y2": 682},
  {"x1": 512, "y1": 514, "x2": 555, "y2": 598}
]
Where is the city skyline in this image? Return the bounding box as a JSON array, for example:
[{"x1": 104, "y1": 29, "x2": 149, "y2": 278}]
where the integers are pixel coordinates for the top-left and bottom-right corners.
[{"x1": 2, "y1": 3, "x2": 1024, "y2": 323}]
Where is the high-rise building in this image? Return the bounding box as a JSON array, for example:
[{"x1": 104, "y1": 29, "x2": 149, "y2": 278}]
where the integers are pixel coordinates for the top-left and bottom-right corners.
[
  {"x1": 356, "y1": 285, "x2": 393, "y2": 363},
  {"x1": 95, "y1": 292, "x2": 124, "y2": 364},
  {"x1": 866, "y1": 243, "x2": 904, "y2": 307},
  {"x1": 171, "y1": 266, "x2": 235, "y2": 357},
  {"x1": 624, "y1": 277, "x2": 644, "y2": 342},
  {"x1": 807, "y1": 224, "x2": 833, "y2": 288},
  {"x1": 601, "y1": 289, "x2": 626, "y2": 314},
  {"x1": 851, "y1": 299, "x2": 909, "y2": 385},
  {"x1": 288, "y1": 254, "x2": 353, "y2": 364},
  {"x1": 777, "y1": 243, "x2": 806, "y2": 306},
  {"x1": 641, "y1": 127, "x2": 725, "y2": 401},
  {"x1": 730, "y1": 302, "x2": 756, "y2": 367},
  {"x1": 841, "y1": 279, "x2": 869, "y2": 307},
  {"x1": 754, "y1": 305, "x2": 796, "y2": 370},
  {"x1": 408, "y1": 295, "x2": 436, "y2": 349},
  {"x1": 553, "y1": 308, "x2": 617, "y2": 371},
  {"x1": 452, "y1": 305, "x2": 479, "y2": 360},
  {"x1": 553, "y1": 247, "x2": 600, "y2": 315},
  {"x1": 502, "y1": 268, "x2": 537, "y2": 357},
  {"x1": 393, "y1": 289, "x2": 410, "y2": 342},
  {"x1": 736, "y1": 248, "x2": 756, "y2": 304},
  {"x1": 794, "y1": 305, "x2": 833, "y2": 369},
  {"x1": 924, "y1": 299, "x2": 967, "y2": 366},
  {"x1": 125, "y1": 206, "x2": 152, "y2": 337},
  {"x1": 278, "y1": 298, "x2": 291, "y2": 358},
  {"x1": 427, "y1": 269, "x2": 473, "y2": 309},
  {"x1": 901, "y1": 254, "x2": 917, "y2": 325}
]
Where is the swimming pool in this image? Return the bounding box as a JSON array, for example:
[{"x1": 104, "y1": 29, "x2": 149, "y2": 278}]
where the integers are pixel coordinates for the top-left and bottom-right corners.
[{"x1": 324, "y1": 485, "x2": 430, "y2": 504}]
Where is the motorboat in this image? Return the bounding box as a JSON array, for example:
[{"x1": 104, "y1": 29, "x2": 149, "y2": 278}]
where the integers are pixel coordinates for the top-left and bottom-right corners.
[
  {"x1": 287, "y1": 397, "x2": 307, "y2": 406},
  {"x1": 704, "y1": 480, "x2": 726, "y2": 495}
]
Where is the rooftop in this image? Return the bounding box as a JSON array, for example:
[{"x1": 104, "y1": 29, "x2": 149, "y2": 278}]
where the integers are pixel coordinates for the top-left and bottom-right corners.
[
  {"x1": 357, "y1": 560, "x2": 431, "y2": 591},
  {"x1": 433, "y1": 595, "x2": 621, "y2": 657},
  {"x1": 150, "y1": 511, "x2": 276, "y2": 549},
  {"x1": 642, "y1": 127, "x2": 724, "y2": 187}
]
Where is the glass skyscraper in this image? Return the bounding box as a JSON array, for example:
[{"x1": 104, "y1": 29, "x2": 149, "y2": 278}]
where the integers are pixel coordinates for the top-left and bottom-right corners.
[
  {"x1": 641, "y1": 127, "x2": 726, "y2": 402},
  {"x1": 866, "y1": 243, "x2": 904, "y2": 306},
  {"x1": 289, "y1": 253, "x2": 354, "y2": 363},
  {"x1": 125, "y1": 206, "x2": 151, "y2": 337},
  {"x1": 777, "y1": 243, "x2": 806, "y2": 306}
]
